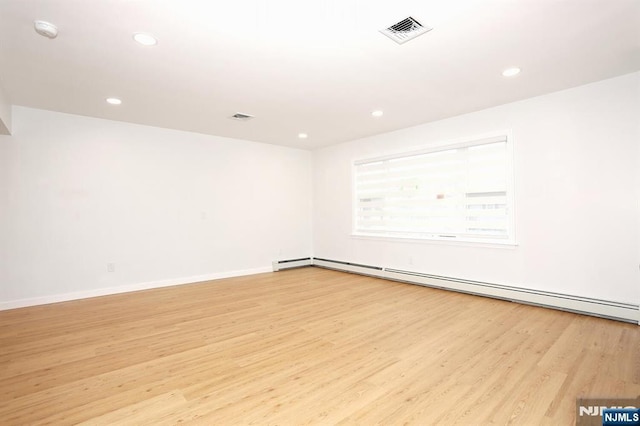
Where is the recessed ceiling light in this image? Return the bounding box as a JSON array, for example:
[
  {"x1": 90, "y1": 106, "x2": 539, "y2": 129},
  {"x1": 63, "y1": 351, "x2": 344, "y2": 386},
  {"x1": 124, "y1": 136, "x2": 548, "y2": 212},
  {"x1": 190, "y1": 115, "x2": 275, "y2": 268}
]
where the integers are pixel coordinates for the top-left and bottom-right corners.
[
  {"x1": 371, "y1": 110, "x2": 384, "y2": 117},
  {"x1": 502, "y1": 67, "x2": 521, "y2": 77},
  {"x1": 298, "y1": 133, "x2": 308, "y2": 139},
  {"x1": 133, "y1": 33, "x2": 158, "y2": 46},
  {"x1": 34, "y1": 20, "x2": 58, "y2": 39},
  {"x1": 106, "y1": 97, "x2": 122, "y2": 105}
]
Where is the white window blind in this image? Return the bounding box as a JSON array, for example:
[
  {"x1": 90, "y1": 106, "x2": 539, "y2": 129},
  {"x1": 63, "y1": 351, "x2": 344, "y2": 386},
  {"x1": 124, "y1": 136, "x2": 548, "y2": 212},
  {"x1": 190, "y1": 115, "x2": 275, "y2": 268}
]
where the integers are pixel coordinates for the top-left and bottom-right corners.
[{"x1": 354, "y1": 135, "x2": 514, "y2": 243}]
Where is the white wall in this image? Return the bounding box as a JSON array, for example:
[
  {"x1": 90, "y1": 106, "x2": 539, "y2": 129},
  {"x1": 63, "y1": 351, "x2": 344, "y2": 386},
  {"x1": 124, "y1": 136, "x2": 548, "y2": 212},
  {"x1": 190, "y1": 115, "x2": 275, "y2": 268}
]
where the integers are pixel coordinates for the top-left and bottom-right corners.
[
  {"x1": 0, "y1": 77, "x2": 11, "y2": 135},
  {"x1": 0, "y1": 107, "x2": 312, "y2": 307},
  {"x1": 313, "y1": 72, "x2": 640, "y2": 304},
  {"x1": 1, "y1": 73, "x2": 638, "y2": 310}
]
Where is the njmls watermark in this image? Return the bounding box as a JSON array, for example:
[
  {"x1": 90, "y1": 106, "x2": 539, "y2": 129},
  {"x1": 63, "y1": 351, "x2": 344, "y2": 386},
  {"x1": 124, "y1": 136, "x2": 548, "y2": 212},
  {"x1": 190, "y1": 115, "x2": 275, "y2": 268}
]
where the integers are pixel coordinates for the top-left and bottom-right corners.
[{"x1": 577, "y1": 397, "x2": 640, "y2": 426}]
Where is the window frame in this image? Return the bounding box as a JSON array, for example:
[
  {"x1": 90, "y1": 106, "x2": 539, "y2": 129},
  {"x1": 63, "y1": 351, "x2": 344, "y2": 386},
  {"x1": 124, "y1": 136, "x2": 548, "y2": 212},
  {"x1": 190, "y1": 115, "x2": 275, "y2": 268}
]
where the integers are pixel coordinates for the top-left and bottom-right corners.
[{"x1": 351, "y1": 131, "x2": 516, "y2": 246}]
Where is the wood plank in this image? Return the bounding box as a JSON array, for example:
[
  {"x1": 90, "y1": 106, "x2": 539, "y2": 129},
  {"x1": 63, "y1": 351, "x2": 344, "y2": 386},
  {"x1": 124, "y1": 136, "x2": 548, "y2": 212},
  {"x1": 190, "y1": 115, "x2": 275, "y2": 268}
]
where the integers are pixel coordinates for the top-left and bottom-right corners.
[{"x1": 0, "y1": 267, "x2": 637, "y2": 425}]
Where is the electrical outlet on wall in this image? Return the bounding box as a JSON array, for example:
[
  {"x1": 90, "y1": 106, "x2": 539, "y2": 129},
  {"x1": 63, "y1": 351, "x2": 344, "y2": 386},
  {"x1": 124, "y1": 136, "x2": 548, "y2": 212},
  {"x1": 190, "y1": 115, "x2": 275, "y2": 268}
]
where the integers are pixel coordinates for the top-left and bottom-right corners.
[{"x1": 107, "y1": 263, "x2": 115, "y2": 273}]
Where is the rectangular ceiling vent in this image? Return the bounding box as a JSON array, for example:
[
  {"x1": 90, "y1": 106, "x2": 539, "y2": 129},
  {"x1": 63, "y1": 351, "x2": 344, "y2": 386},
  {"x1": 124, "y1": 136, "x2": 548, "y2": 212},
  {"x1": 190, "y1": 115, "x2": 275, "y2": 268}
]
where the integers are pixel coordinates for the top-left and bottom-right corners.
[
  {"x1": 380, "y1": 16, "x2": 432, "y2": 45},
  {"x1": 229, "y1": 112, "x2": 254, "y2": 121}
]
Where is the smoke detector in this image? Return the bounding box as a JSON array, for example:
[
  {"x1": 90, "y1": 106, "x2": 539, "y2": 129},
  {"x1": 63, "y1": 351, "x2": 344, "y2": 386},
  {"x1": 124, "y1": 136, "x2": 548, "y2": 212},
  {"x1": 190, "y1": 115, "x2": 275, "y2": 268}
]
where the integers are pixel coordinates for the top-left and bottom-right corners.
[
  {"x1": 34, "y1": 20, "x2": 58, "y2": 39},
  {"x1": 380, "y1": 17, "x2": 432, "y2": 44},
  {"x1": 229, "y1": 113, "x2": 254, "y2": 121}
]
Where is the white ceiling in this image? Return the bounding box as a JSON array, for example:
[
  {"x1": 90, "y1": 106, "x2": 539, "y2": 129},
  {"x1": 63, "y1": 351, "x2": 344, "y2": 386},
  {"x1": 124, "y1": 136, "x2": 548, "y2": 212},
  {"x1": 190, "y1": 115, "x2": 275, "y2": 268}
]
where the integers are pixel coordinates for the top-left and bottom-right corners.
[{"x1": 0, "y1": 0, "x2": 638, "y2": 149}]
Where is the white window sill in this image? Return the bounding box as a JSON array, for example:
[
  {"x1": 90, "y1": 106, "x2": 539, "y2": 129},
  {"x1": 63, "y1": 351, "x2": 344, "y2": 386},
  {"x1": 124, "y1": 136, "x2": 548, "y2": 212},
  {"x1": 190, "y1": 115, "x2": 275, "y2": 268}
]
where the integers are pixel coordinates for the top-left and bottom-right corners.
[{"x1": 351, "y1": 233, "x2": 519, "y2": 249}]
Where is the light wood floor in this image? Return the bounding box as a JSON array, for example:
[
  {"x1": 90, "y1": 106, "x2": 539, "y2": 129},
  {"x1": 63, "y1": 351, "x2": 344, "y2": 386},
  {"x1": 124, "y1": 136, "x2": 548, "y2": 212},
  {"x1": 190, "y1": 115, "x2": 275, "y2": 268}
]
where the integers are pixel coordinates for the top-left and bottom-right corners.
[{"x1": 0, "y1": 267, "x2": 638, "y2": 425}]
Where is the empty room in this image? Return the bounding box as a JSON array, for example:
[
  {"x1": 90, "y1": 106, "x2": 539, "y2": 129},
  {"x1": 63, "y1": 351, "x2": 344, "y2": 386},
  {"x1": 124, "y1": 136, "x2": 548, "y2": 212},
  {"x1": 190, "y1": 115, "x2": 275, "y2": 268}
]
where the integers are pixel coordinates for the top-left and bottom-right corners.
[{"x1": 0, "y1": 0, "x2": 639, "y2": 424}]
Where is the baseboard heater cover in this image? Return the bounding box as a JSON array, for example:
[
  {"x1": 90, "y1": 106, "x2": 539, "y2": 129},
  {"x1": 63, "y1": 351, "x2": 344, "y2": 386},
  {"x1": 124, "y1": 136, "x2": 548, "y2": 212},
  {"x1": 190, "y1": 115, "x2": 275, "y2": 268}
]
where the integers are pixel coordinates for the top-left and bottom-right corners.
[
  {"x1": 272, "y1": 257, "x2": 313, "y2": 271},
  {"x1": 309, "y1": 258, "x2": 639, "y2": 324},
  {"x1": 312, "y1": 257, "x2": 386, "y2": 279}
]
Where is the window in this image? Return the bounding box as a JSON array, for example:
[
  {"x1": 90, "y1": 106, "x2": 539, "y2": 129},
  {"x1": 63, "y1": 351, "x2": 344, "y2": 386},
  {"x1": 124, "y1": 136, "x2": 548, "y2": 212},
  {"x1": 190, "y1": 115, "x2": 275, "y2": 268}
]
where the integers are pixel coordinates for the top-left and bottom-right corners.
[{"x1": 353, "y1": 134, "x2": 514, "y2": 244}]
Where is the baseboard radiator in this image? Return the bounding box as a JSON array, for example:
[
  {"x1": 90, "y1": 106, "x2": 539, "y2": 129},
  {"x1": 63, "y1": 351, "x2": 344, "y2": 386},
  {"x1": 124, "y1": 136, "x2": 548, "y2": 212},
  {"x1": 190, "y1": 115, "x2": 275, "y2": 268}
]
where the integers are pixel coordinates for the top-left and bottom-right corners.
[
  {"x1": 272, "y1": 257, "x2": 313, "y2": 272},
  {"x1": 288, "y1": 257, "x2": 639, "y2": 324}
]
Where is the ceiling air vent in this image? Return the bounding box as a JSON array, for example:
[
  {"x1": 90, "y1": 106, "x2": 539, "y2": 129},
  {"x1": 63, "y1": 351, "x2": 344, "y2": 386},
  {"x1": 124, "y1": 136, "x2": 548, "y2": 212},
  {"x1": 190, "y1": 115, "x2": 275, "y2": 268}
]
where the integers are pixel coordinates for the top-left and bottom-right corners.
[
  {"x1": 380, "y1": 16, "x2": 432, "y2": 44},
  {"x1": 229, "y1": 112, "x2": 254, "y2": 121}
]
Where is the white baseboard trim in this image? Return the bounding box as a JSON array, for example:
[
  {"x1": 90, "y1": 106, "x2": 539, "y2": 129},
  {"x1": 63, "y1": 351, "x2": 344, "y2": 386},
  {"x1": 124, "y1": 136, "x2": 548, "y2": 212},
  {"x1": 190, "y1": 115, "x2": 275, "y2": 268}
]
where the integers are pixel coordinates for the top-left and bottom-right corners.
[
  {"x1": 0, "y1": 266, "x2": 272, "y2": 311},
  {"x1": 311, "y1": 258, "x2": 640, "y2": 324},
  {"x1": 6, "y1": 258, "x2": 639, "y2": 325}
]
